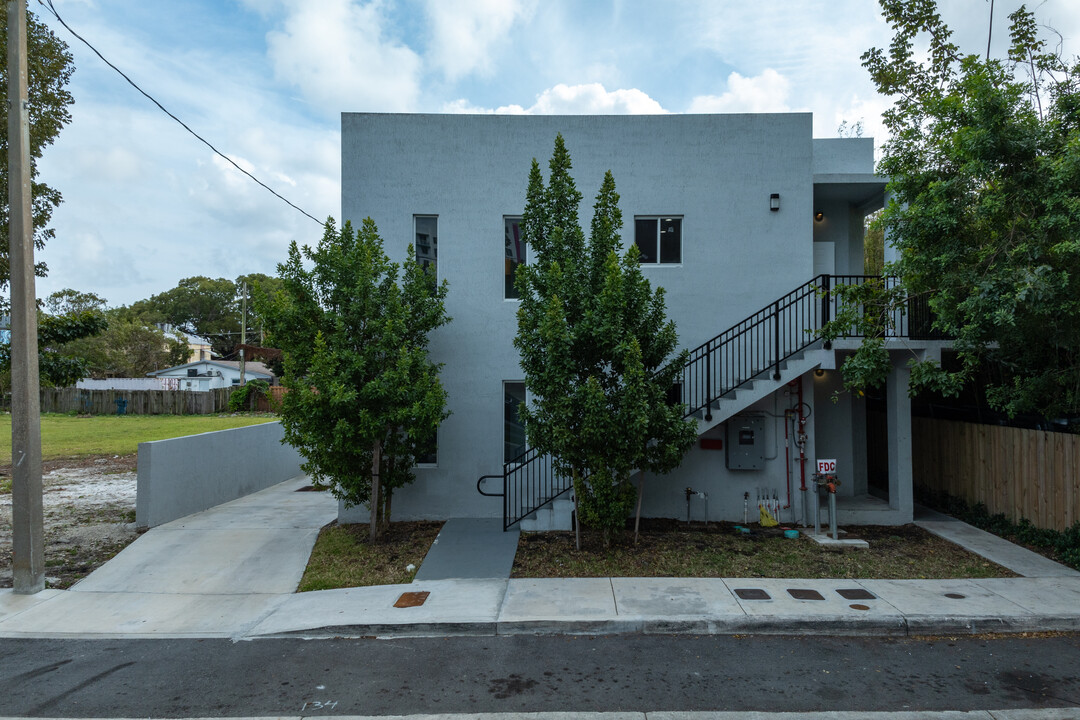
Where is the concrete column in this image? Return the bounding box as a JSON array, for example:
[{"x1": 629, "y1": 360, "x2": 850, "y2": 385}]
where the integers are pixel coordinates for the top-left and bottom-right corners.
[
  {"x1": 886, "y1": 353, "x2": 913, "y2": 522},
  {"x1": 851, "y1": 395, "x2": 868, "y2": 496},
  {"x1": 882, "y1": 189, "x2": 901, "y2": 267}
]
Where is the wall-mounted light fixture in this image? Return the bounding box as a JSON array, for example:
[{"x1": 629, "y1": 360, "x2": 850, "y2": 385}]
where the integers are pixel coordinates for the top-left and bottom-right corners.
[
  {"x1": 814, "y1": 368, "x2": 826, "y2": 378},
  {"x1": 814, "y1": 211, "x2": 824, "y2": 222},
  {"x1": 770, "y1": 193, "x2": 780, "y2": 212}
]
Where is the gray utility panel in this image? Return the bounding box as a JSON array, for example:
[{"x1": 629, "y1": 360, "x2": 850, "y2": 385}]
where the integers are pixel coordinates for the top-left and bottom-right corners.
[{"x1": 726, "y1": 415, "x2": 766, "y2": 470}]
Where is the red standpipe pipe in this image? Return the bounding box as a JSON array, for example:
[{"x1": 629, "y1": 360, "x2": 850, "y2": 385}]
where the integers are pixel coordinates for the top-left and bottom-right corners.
[
  {"x1": 797, "y1": 378, "x2": 808, "y2": 492},
  {"x1": 783, "y1": 407, "x2": 791, "y2": 509}
]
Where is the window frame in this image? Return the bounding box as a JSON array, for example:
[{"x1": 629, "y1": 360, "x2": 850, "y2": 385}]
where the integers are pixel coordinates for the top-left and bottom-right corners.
[
  {"x1": 503, "y1": 380, "x2": 528, "y2": 465},
  {"x1": 414, "y1": 427, "x2": 439, "y2": 468},
  {"x1": 634, "y1": 215, "x2": 683, "y2": 265},
  {"x1": 504, "y1": 215, "x2": 526, "y2": 300},
  {"x1": 414, "y1": 214, "x2": 439, "y2": 281}
]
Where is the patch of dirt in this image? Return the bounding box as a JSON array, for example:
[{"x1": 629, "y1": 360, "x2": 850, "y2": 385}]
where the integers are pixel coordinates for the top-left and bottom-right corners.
[{"x1": 0, "y1": 454, "x2": 140, "y2": 589}]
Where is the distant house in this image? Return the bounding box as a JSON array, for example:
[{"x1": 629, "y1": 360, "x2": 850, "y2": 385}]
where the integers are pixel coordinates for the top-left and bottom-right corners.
[
  {"x1": 157, "y1": 324, "x2": 215, "y2": 363},
  {"x1": 76, "y1": 377, "x2": 179, "y2": 391},
  {"x1": 147, "y1": 360, "x2": 274, "y2": 391}
]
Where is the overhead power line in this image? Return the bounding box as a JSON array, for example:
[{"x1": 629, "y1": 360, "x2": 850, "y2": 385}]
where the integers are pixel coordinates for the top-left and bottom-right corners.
[{"x1": 38, "y1": 0, "x2": 322, "y2": 225}]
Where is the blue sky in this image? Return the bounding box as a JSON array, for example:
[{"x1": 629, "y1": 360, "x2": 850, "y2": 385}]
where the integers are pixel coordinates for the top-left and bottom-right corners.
[{"x1": 32, "y1": 0, "x2": 1080, "y2": 307}]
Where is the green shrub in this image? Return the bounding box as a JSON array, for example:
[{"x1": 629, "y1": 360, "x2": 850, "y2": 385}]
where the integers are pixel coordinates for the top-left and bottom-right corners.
[{"x1": 228, "y1": 379, "x2": 270, "y2": 412}]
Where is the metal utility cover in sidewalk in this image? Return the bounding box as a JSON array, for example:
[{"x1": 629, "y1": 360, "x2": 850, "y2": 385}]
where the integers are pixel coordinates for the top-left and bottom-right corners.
[{"x1": 413, "y1": 518, "x2": 520, "y2": 581}]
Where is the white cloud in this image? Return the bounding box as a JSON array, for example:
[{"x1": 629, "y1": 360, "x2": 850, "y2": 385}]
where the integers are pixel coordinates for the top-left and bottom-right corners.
[
  {"x1": 445, "y1": 83, "x2": 667, "y2": 115},
  {"x1": 687, "y1": 70, "x2": 791, "y2": 114},
  {"x1": 264, "y1": 0, "x2": 421, "y2": 114},
  {"x1": 424, "y1": 0, "x2": 530, "y2": 80}
]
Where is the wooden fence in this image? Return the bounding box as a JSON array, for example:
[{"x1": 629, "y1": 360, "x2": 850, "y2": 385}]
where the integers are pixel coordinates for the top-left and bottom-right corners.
[
  {"x1": 912, "y1": 417, "x2": 1080, "y2": 531},
  {"x1": 41, "y1": 387, "x2": 236, "y2": 415},
  {"x1": 255, "y1": 385, "x2": 288, "y2": 412}
]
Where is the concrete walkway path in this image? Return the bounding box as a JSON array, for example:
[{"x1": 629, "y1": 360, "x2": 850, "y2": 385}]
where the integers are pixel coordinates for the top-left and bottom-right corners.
[
  {"x1": 2, "y1": 480, "x2": 1080, "y2": 640},
  {"x1": 413, "y1": 518, "x2": 520, "y2": 580},
  {"x1": 0, "y1": 475, "x2": 336, "y2": 638},
  {"x1": 915, "y1": 505, "x2": 1080, "y2": 578}
]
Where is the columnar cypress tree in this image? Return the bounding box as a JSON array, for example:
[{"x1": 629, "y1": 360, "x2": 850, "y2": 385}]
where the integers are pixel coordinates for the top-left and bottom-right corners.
[{"x1": 515, "y1": 136, "x2": 696, "y2": 546}]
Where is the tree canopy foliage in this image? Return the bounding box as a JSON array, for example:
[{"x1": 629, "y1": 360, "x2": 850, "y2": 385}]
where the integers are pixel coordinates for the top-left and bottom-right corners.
[
  {"x1": 6, "y1": 288, "x2": 186, "y2": 383},
  {"x1": 257, "y1": 218, "x2": 450, "y2": 537},
  {"x1": 0, "y1": 304, "x2": 106, "y2": 388},
  {"x1": 0, "y1": 8, "x2": 74, "y2": 293},
  {"x1": 514, "y1": 135, "x2": 697, "y2": 544},
  {"x1": 127, "y1": 273, "x2": 283, "y2": 359},
  {"x1": 826, "y1": 0, "x2": 1080, "y2": 419}
]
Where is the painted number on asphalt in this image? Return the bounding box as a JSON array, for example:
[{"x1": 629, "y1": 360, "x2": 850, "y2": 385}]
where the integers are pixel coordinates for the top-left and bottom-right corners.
[{"x1": 301, "y1": 700, "x2": 338, "y2": 711}]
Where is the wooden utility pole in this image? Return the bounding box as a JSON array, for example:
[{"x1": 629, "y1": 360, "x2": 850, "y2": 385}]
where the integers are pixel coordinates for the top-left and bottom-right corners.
[{"x1": 8, "y1": 0, "x2": 44, "y2": 594}]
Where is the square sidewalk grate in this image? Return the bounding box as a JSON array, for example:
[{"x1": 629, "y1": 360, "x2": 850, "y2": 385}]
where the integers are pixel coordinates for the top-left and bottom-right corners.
[
  {"x1": 787, "y1": 589, "x2": 825, "y2": 601},
  {"x1": 837, "y1": 588, "x2": 876, "y2": 600},
  {"x1": 733, "y1": 588, "x2": 771, "y2": 600},
  {"x1": 394, "y1": 591, "x2": 430, "y2": 608}
]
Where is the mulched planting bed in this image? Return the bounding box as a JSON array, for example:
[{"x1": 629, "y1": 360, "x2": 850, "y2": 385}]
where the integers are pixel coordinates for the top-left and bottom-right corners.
[
  {"x1": 298, "y1": 520, "x2": 444, "y2": 592},
  {"x1": 511, "y1": 518, "x2": 1017, "y2": 579}
]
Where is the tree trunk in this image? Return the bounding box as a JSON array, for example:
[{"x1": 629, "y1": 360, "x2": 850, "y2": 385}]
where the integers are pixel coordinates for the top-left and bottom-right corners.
[
  {"x1": 634, "y1": 469, "x2": 645, "y2": 545},
  {"x1": 573, "y1": 469, "x2": 581, "y2": 551},
  {"x1": 383, "y1": 485, "x2": 393, "y2": 534},
  {"x1": 369, "y1": 438, "x2": 381, "y2": 542}
]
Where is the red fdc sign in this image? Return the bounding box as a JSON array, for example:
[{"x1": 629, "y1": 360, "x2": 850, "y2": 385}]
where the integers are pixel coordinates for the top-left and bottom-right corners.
[{"x1": 817, "y1": 459, "x2": 837, "y2": 474}]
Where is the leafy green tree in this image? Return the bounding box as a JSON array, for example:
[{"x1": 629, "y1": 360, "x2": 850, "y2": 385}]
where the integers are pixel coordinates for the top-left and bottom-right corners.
[
  {"x1": 128, "y1": 273, "x2": 286, "y2": 359},
  {"x1": 44, "y1": 288, "x2": 107, "y2": 316},
  {"x1": 0, "y1": 309, "x2": 106, "y2": 388},
  {"x1": 515, "y1": 135, "x2": 697, "y2": 546},
  {"x1": 257, "y1": 218, "x2": 450, "y2": 538},
  {"x1": 0, "y1": 8, "x2": 74, "y2": 295},
  {"x1": 130, "y1": 276, "x2": 240, "y2": 358},
  {"x1": 57, "y1": 310, "x2": 188, "y2": 378},
  {"x1": 824, "y1": 0, "x2": 1080, "y2": 419}
]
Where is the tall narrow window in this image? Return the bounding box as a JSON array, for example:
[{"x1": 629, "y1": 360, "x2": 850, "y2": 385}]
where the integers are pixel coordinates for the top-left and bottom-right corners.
[
  {"x1": 415, "y1": 431, "x2": 437, "y2": 466},
  {"x1": 504, "y1": 216, "x2": 525, "y2": 299},
  {"x1": 504, "y1": 381, "x2": 527, "y2": 463},
  {"x1": 634, "y1": 216, "x2": 682, "y2": 264},
  {"x1": 415, "y1": 215, "x2": 438, "y2": 276}
]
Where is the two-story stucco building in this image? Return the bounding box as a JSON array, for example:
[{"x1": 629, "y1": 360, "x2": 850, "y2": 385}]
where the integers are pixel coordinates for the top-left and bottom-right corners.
[{"x1": 340, "y1": 113, "x2": 940, "y2": 531}]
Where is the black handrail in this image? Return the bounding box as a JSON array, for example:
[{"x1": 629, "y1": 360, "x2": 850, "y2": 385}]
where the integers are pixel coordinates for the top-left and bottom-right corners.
[{"x1": 481, "y1": 274, "x2": 918, "y2": 530}]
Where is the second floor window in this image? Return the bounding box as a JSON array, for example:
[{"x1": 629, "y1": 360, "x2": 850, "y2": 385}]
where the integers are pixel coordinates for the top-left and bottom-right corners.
[
  {"x1": 505, "y1": 217, "x2": 525, "y2": 299},
  {"x1": 415, "y1": 215, "x2": 438, "y2": 276},
  {"x1": 635, "y1": 216, "x2": 682, "y2": 264}
]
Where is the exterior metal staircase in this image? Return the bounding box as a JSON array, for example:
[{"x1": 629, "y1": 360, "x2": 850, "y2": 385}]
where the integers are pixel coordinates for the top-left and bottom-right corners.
[{"x1": 477, "y1": 274, "x2": 917, "y2": 531}]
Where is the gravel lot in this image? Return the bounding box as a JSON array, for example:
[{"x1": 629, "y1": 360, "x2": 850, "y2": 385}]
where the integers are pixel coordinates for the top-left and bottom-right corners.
[{"x1": 1, "y1": 454, "x2": 139, "y2": 589}]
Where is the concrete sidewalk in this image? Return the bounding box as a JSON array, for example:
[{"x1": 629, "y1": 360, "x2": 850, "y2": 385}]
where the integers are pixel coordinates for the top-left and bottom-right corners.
[{"x1": 2, "y1": 478, "x2": 1079, "y2": 640}]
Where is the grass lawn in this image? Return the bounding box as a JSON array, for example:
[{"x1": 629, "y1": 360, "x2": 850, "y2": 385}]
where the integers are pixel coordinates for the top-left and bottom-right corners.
[
  {"x1": 298, "y1": 521, "x2": 443, "y2": 592},
  {"x1": 512, "y1": 520, "x2": 1016, "y2": 580},
  {"x1": 0, "y1": 412, "x2": 278, "y2": 464}
]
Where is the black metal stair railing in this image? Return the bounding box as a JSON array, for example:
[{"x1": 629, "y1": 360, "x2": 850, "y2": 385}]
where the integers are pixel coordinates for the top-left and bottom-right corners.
[{"x1": 477, "y1": 274, "x2": 914, "y2": 530}]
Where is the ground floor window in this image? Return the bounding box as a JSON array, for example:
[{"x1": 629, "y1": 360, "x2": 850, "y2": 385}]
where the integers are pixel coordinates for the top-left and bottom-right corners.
[
  {"x1": 415, "y1": 431, "x2": 437, "y2": 466},
  {"x1": 504, "y1": 381, "x2": 526, "y2": 463}
]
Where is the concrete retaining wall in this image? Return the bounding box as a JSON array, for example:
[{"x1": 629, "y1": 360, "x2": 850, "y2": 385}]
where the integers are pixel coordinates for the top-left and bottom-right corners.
[{"x1": 136, "y1": 420, "x2": 304, "y2": 528}]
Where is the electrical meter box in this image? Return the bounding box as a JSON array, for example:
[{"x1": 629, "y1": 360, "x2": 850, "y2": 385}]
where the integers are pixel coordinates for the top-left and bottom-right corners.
[{"x1": 726, "y1": 415, "x2": 766, "y2": 470}]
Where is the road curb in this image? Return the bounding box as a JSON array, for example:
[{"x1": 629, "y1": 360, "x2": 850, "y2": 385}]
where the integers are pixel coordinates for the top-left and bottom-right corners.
[{"x1": 243, "y1": 614, "x2": 1080, "y2": 640}]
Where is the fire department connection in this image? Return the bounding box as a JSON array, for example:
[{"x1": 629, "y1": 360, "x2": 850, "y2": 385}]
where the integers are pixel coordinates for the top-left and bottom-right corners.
[{"x1": 698, "y1": 379, "x2": 841, "y2": 538}]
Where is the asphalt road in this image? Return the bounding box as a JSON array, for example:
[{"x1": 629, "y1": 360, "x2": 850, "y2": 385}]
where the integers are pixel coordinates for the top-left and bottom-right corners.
[{"x1": 1, "y1": 634, "x2": 1079, "y2": 717}]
